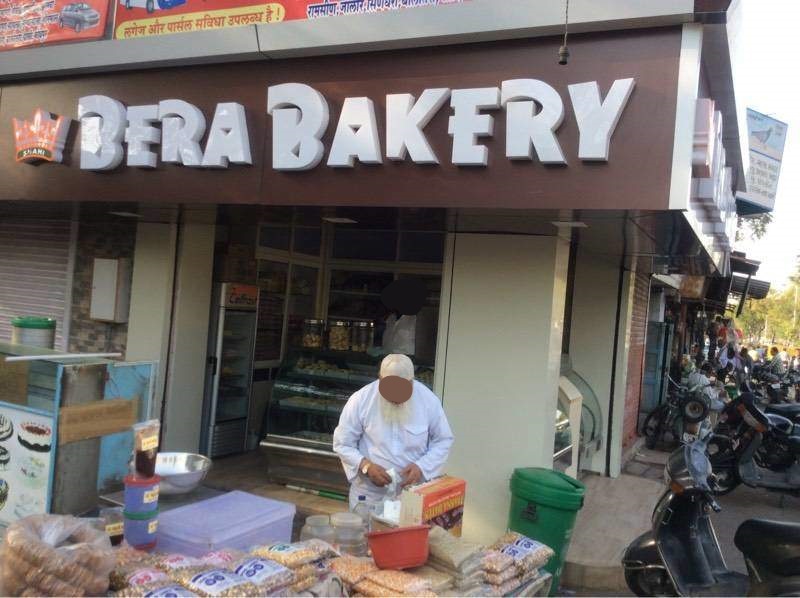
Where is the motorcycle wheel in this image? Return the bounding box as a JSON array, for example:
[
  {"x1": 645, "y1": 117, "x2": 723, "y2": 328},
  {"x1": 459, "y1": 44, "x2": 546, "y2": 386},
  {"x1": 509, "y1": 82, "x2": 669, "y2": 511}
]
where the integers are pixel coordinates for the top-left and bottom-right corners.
[
  {"x1": 683, "y1": 398, "x2": 709, "y2": 424},
  {"x1": 643, "y1": 407, "x2": 665, "y2": 450},
  {"x1": 624, "y1": 568, "x2": 677, "y2": 597},
  {"x1": 711, "y1": 465, "x2": 740, "y2": 495}
]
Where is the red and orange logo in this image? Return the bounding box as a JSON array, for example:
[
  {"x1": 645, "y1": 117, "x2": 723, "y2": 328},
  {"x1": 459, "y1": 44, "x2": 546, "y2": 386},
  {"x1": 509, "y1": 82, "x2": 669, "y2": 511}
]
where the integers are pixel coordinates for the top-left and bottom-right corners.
[{"x1": 12, "y1": 109, "x2": 71, "y2": 164}]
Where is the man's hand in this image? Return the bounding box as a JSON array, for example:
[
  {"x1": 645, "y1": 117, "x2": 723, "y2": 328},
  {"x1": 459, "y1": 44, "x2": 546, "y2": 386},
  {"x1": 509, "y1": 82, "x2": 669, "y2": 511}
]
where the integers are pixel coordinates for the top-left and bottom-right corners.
[
  {"x1": 364, "y1": 461, "x2": 392, "y2": 487},
  {"x1": 401, "y1": 463, "x2": 423, "y2": 488}
]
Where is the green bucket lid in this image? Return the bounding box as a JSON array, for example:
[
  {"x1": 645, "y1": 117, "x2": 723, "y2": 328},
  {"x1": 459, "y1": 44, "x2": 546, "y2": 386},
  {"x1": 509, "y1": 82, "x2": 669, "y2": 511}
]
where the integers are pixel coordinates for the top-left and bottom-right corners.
[
  {"x1": 510, "y1": 467, "x2": 586, "y2": 511},
  {"x1": 11, "y1": 316, "x2": 56, "y2": 329}
]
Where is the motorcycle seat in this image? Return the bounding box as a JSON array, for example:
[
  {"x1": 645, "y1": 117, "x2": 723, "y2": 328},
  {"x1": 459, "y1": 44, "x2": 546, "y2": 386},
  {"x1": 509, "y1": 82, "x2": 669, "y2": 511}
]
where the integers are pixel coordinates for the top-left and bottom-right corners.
[
  {"x1": 734, "y1": 519, "x2": 800, "y2": 577},
  {"x1": 766, "y1": 403, "x2": 800, "y2": 418}
]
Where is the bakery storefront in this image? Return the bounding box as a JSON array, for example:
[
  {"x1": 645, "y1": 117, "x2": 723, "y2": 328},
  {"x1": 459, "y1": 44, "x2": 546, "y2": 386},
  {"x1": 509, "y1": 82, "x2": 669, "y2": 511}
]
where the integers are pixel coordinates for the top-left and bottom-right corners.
[{"x1": 0, "y1": 23, "x2": 737, "y2": 541}]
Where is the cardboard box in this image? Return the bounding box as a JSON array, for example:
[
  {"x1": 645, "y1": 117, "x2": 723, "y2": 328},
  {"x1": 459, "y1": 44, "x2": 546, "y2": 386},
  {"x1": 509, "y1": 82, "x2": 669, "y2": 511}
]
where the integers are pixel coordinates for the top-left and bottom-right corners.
[{"x1": 400, "y1": 475, "x2": 466, "y2": 536}]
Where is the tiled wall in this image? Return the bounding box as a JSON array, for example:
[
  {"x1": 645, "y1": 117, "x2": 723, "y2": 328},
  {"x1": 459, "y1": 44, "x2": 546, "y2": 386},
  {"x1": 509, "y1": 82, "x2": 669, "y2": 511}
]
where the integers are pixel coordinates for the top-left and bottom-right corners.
[{"x1": 68, "y1": 216, "x2": 137, "y2": 356}]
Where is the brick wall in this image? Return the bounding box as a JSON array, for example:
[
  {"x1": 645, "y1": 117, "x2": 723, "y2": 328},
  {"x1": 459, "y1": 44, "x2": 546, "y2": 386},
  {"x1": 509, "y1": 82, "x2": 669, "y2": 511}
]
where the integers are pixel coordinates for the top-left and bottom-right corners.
[
  {"x1": 622, "y1": 272, "x2": 651, "y2": 450},
  {"x1": 68, "y1": 216, "x2": 137, "y2": 356}
]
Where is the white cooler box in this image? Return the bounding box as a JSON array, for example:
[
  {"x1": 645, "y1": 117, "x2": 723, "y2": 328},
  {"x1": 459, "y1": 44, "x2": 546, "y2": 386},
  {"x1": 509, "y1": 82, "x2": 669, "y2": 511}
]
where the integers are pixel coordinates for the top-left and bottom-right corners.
[{"x1": 157, "y1": 491, "x2": 295, "y2": 556}]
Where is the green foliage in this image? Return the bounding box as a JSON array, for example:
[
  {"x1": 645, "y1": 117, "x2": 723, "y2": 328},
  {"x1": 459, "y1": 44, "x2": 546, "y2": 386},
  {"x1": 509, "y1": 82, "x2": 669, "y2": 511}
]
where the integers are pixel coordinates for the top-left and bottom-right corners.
[
  {"x1": 738, "y1": 256, "x2": 800, "y2": 347},
  {"x1": 736, "y1": 213, "x2": 773, "y2": 242}
]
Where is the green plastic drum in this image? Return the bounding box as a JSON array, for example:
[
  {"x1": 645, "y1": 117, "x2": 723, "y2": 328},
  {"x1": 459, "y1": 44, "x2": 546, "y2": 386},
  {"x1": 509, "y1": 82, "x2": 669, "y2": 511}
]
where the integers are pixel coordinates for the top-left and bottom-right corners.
[{"x1": 508, "y1": 467, "x2": 586, "y2": 595}]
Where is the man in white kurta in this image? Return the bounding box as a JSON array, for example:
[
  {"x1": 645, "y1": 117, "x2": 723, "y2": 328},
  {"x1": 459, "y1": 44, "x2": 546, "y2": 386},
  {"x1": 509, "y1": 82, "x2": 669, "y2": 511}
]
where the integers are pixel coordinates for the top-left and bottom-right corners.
[{"x1": 333, "y1": 354, "x2": 454, "y2": 509}]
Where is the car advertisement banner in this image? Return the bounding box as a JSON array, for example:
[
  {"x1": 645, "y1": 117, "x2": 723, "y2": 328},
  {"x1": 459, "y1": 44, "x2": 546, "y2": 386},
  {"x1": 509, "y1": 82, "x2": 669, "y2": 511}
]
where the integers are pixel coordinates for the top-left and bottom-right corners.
[
  {"x1": 114, "y1": 0, "x2": 465, "y2": 40},
  {"x1": 0, "y1": 0, "x2": 110, "y2": 51}
]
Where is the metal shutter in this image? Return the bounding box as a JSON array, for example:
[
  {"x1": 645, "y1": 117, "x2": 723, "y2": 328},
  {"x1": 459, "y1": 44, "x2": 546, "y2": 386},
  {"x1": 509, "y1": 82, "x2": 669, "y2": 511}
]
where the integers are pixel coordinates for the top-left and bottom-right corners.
[{"x1": 0, "y1": 216, "x2": 73, "y2": 350}]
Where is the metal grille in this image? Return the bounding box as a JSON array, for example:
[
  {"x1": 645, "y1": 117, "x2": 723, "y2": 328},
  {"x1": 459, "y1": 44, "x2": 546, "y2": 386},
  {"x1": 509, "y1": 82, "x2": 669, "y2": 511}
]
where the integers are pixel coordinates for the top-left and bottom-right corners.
[{"x1": 0, "y1": 217, "x2": 72, "y2": 349}]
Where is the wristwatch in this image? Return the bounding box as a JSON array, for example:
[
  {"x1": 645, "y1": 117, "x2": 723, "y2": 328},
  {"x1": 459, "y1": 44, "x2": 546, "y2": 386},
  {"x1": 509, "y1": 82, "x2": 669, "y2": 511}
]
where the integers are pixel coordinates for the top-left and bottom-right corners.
[{"x1": 361, "y1": 461, "x2": 371, "y2": 476}]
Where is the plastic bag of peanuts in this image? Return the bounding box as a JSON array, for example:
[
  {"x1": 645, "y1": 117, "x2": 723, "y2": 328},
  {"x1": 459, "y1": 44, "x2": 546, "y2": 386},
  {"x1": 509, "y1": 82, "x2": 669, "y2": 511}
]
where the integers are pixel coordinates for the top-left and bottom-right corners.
[{"x1": 0, "y1": 514, "x2": 115, "y2": 597}]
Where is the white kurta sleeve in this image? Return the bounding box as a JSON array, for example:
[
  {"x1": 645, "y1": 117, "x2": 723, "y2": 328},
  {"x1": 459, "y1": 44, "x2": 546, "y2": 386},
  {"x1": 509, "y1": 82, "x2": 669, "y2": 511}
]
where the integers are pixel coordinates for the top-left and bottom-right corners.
[
  {"x1": 333, "y1": 391, "x2": 366, "y2": 482},
  {"x1": 415, "y1": 402, "x2": 454, "y2": 481}
]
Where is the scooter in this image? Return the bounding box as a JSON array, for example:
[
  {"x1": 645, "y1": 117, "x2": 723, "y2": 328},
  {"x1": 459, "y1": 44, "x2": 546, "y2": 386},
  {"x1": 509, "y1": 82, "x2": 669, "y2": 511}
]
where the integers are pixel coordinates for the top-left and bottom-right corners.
[
  {"x1": 622, "y1": 426, "x2": 800, "y2": 596},
  {"x1": 708, "y1": 393, "x2": 800, "y2": 495}
]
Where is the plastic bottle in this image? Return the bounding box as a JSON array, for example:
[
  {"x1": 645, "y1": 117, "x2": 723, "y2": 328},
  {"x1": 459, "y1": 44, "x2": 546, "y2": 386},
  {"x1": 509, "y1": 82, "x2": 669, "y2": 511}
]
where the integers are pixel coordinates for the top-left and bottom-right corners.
[{"x1": 353, "y1": 495, "x2": 372, "y2": 532}]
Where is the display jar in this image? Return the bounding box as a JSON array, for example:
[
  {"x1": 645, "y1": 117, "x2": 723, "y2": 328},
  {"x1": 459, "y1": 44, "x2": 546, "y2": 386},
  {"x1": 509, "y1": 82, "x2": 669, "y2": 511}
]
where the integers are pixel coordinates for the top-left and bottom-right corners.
[
  {"x1": 331, "y1": 512, "x2": 367, "y2": 556},
  {"x1": 328, "y1": 320, "x2": 351, "y2": 351},
  {"x1": 299, "y1": 514, "x2": 336, "y2": 544},
  {"x1": 302, "y1": 319, "x2": 325, "y2": 348},
  {"x1": 350, "y1": 321, "x2": 374, "y2": 353}
]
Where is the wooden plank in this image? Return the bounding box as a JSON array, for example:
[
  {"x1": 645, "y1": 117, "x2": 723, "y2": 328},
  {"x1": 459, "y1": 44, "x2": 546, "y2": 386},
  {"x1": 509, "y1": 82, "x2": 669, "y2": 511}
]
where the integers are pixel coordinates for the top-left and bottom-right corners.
[
  {"x1": 58, "y1": 399, "x2": 138, "y2": 445},
  {"x1": 0, "y1": 360, "x2": 28, "y2": 405}
]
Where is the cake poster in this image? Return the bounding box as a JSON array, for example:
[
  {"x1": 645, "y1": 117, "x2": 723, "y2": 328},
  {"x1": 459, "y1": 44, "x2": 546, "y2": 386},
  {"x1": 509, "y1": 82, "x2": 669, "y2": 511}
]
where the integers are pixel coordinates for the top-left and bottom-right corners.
[
  {"x1": 0, "y1": 0, "x2": 111, "y2": 52},
  {"x1": 0, "y1": 406, "x2": 53, "y2": 525},
  {"x1": 114, "y1": 0, "x2": 466, "y2": 39}
]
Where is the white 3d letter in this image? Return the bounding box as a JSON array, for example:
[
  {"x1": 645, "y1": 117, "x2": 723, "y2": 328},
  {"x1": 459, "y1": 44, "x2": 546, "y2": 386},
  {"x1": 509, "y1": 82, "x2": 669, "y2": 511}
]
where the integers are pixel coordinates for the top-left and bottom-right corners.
[
  {"x1": 327, "y1": 97, "x2": 382, "y2": 168},
  {"x1": 158, "y1": 99, "x2": 206, "y2": 166},
  {"x1": 202, "y1": 103, "x2": 252, "y2": 168},
  {"x1": 386, "y1": 88, "x2": 450, "y2": 163},
  {"x1": 125, "y1": 105, "x2": 161, "y2": 168},
  {"x1": 501, "y1": 79, "x2": 566, "y2": 164},
  {"x1": 447, "y1": 87, "x2": 500, "y2": 166},
  {"x1": 568, "y1": 78, "x2": 635, "y2": 161},
  {"x1": 79, "y1": 95, "x2": 126, "y2": 171},
  {"x1": 267, "y1": 83, "x2": 329, "y2": 171}
]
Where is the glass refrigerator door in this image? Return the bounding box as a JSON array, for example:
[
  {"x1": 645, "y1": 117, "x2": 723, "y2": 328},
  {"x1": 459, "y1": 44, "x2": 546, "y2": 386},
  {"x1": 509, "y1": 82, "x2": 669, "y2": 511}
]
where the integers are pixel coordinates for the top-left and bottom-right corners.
[{"x1": 216, "y1": 310, "x2": 256, "y2": 424}]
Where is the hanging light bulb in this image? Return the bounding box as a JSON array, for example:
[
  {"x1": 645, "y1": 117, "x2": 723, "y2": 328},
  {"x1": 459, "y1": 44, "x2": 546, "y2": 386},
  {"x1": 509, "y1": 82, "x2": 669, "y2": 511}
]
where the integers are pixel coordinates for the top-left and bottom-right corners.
[{"x1": 558, "y1": 0, "x2": 570, "y2": 65}]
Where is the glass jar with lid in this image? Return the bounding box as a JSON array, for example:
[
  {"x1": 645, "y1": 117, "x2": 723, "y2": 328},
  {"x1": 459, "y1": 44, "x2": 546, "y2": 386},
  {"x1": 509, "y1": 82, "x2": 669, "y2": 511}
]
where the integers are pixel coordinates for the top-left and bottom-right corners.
[
  {"x1": 302, "y1": 319, "x2": 324, "y2": 348},
  {"x1": 350, "y1": 321, "x2": 374, "y2": 353},
  {"x1": 328, "y1": 320, "x2": 351, "y2": 351}
]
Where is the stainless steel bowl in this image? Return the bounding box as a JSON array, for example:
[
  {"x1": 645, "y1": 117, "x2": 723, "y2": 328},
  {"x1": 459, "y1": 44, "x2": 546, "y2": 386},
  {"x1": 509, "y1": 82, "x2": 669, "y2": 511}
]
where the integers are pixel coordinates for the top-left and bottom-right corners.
[{"x1": 155, "y1": 452, "x2": 212, "y2": 495}]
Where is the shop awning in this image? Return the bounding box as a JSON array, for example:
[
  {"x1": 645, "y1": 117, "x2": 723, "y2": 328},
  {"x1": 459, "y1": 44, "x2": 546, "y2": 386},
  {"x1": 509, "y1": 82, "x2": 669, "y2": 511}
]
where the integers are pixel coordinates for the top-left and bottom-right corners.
[
  {"x1": 730, "y1": 251, "x2": 761, "y2": 276},
  {"x1": 730, "y1": 275, "x2": 770, "y2": 300}
]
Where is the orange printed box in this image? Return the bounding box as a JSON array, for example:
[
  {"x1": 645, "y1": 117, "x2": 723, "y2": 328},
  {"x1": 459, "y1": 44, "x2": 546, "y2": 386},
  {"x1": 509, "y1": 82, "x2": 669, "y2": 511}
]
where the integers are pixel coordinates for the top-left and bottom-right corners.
[{"x1": 400, "y1": 475, "x2": 466, "y2": 536}]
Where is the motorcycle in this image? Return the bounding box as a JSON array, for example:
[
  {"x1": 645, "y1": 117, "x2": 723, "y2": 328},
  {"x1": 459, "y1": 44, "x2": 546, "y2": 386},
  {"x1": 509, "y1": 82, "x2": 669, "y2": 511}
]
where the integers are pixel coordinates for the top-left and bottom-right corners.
[
  {"x1": 708, "y1": 393, "x2": 800, "y2": 495},
  {"x1": 622, "y1": 427, "x2": 800, "y2": 596},
  {"x1": 751, "y1": 365, "x2": 792, "y2": 404},
  {"x1": 642, "y1": 377, "x2": 710, "y2": 449}
]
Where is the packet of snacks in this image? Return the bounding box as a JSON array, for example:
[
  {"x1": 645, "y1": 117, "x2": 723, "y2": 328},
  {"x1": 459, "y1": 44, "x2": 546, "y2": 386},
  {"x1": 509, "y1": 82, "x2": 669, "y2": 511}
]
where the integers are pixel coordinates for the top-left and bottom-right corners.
[
  {"x1": 329, "y1": 555, "x2": 378, "y2": 586},
  {"x1": 490, "y1": 532, "x2": 554, "y2": 572},
  {"x1": 110, "y1": 565, "x2": 170, "y2": 591},
  {"x1": 250, "y1": 540, "x2": 335, "y2": 568},
  {"x1": 156, "y1": 554, "x2": 203, "y2": 572},
  {"x1": 231, "y1": 556, "x2": 295, "y2": 592},
  {"x1": 179, "y1": 568, "x2": 260, "y2": 597},
  {"x1": 113, "y1": 581, "x2": 199, "y2": 597},
  {"x1": 199, "y1": 550, "x2": 246, "y2": 568}
]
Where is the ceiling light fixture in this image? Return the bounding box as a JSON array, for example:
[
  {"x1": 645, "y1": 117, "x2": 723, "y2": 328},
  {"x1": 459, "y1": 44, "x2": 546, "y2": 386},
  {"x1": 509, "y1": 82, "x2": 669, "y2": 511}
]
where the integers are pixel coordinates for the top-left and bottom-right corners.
[
  {"x1": 322, "y1": 217, "x2": 358, "y2": 224},
  {"x1": 551, "y1": 221, "x2": 587, "y2": 228},
  {"x1": 108, "y1": 211, "x2": 143, "y2": 218}
]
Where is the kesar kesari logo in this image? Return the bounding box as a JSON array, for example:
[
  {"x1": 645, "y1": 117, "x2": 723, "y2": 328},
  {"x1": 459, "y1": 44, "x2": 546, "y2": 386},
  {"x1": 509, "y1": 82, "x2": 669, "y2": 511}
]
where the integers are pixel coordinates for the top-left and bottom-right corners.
[{"x1": 12, "y1": 109, "x2": 71, "y2": 164}]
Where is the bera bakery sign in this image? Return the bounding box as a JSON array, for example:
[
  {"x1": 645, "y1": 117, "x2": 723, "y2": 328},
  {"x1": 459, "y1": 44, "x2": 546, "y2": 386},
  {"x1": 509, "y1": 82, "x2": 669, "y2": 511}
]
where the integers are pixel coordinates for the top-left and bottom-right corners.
[{"x1": 13, "y1": 78, "x2": 635, "y2": 171}]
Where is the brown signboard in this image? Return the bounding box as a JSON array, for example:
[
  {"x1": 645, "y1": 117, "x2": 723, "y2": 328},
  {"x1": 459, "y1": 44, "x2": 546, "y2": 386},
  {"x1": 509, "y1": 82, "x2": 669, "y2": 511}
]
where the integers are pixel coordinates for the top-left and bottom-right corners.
[{"x1": 0, "y1": 27, "x2": 681, "y2": 210}]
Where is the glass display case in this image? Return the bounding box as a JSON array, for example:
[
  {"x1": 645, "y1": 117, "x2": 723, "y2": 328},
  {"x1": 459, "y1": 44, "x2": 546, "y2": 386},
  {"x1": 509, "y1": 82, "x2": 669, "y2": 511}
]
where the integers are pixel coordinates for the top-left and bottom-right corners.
[{"x1": 265, "y1": 348, "x2": 436, "y2": 453}]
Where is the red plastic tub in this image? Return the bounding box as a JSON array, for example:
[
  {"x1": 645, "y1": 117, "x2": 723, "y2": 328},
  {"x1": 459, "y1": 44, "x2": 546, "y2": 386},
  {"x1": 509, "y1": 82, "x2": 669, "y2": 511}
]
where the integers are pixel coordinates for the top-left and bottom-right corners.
[{"x1": 367, "y1": 525, "x2": 431, "y2": 569}]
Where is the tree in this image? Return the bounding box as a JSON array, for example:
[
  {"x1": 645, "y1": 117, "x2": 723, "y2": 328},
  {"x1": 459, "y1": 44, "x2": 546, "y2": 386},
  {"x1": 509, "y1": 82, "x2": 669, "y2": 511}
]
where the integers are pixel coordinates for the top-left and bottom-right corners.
[{"x1": 736, "y1": 213, "x2": 773, "y2": 242}]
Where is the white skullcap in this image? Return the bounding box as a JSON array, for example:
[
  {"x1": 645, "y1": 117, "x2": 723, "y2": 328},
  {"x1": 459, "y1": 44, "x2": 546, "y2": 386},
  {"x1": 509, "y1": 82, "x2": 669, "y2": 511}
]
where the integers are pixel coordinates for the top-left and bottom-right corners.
[{"x1": 380, "y1": 354, "x2": 415, "y2": 380}]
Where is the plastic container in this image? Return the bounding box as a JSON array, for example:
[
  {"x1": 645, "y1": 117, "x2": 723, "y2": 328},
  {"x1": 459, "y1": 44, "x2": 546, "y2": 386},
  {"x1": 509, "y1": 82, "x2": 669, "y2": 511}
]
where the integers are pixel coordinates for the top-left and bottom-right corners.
[
  {"x1": 302, "y1": 319, "x2": 325, "y2": 348},
  {"x1": 124, "y1": 509, "x2": 159, "y2": 550},
  {"x1": 299, "y1": 514, "x2": 336, "y2": 544},
  {"x1": 350, "y1": 321, "x2": 374, "y2": 353},
  {"x1": 11, "y1": 316, "x2": 56, "y2": 349},
  {"x1": 507, "y1": 467, "x2": 586, "y2": 595},
  {"x1": 100, "y1": 506, "x2": 125, "y2": 546},
  {"x1": 124, "y1": 474, "x2": 161, "y2": 514},
  {"x1": 158, "y1": 491, "x2": 295, "y2": 556},
  {"x1": 332, "y1": 511, "x2": 367, "y2": 556},
  {"x1": 367, "y1": 525, "x2": 430, "y2": 569},
  {"x1": 133, "y1": 420, "x2": 161, "y2": 478},
  {"x1": 328, "y1": 320, "x2": 351, "y2": 351}
]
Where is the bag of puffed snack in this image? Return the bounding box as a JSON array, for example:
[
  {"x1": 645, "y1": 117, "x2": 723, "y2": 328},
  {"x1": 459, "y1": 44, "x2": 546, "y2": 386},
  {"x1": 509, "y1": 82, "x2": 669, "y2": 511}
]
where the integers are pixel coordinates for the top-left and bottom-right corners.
[
  {"x1": 251, "y1": 541, "x2": 323, "y2": 567},
  {"x1": 353, "y1": 579, "x2": 399, "y2": 598},
  {"x1": 483, "y1": 564, "x2": 520, "y2": 586},
  {"x1": 199, "y1": 550, "x2": 246, "y2": 568},
  {"x1": 110, "y1": 564, "x2": 170, "y2": 591},
  {"x1": 156, "y1": 554, "x2": 203, "y2": 572},
  {"x1": 181, "y1": 568, "x2": 260, "y2": 597},
  {"x1": 481, "y1": 550, "x2": 515, "y2": 574},
  {"x1": 232, "y1": 556, "x2": 295, "y2": 592},
  {"x1": 113, "y1": 581, "x2": 199, "y2": 597},
  {"x1": 490, "y1": 532, "x2": 554, "y2": 572},
  {"x1": 330, "y1": 556, "x2": 378, "y2": 586},
  {"x1": 365, "y1": 569, "x2": 433, "y2": 595}
]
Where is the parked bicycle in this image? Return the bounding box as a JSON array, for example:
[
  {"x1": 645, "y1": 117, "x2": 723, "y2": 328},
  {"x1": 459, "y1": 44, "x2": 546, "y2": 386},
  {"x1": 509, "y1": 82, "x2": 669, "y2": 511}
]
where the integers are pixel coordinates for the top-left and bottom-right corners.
[{"x1": 642, "y1": 376, "x2": 709, "y2": 449}]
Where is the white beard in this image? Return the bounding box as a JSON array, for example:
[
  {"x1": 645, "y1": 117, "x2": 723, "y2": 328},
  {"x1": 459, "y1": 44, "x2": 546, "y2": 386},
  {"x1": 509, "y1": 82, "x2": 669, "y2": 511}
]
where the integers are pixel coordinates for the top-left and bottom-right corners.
[{"x1": 379, "y1": 395, "x2": 412, "y2": 426}]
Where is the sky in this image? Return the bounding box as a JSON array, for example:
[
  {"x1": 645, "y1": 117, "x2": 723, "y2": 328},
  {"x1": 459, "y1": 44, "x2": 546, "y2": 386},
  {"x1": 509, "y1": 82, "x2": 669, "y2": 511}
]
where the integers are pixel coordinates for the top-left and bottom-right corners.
[{"x1": 733, "y1": 0, "x2": 800, "y2": 288}]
